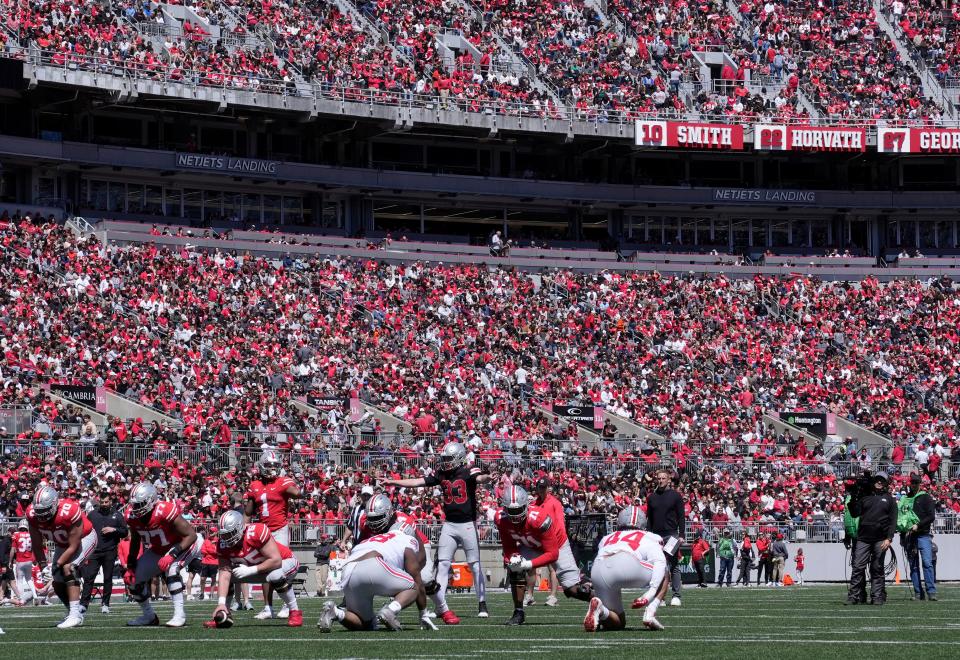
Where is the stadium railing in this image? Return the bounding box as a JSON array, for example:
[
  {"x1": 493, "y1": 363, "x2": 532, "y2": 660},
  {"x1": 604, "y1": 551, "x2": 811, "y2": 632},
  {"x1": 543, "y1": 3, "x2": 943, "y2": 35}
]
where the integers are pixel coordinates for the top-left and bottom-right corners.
[{"x1": 11, "y1": 48, "x2": 960, "y2": 131}]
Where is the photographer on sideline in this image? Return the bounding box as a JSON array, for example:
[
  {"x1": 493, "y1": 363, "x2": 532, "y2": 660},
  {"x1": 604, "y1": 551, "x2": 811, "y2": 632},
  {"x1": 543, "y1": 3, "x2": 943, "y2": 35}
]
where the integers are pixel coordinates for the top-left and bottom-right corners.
[
  {"x1": 898, "y1": 473, "x2": 937, "y2": 601},
  {"x1": 846, "y1": 472, "x2": 896, "y2": 606}
]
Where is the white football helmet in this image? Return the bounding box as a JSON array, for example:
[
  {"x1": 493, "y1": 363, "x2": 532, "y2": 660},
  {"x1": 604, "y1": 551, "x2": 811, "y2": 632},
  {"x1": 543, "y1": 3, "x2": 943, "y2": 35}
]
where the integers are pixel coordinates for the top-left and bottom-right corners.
[
  {"x1": 439, "y1": 442, "x2": 467, "y2": 472},
  {"x1": 617, "y1": 505, "x2": 647, "y2": 530},
  {"x1": 365, "y1": 494, "x2": 395, "y2": 533},
  {"x1": 258, "y1": 449, "x2": 282, "y2": 479},
  {"x1": 218, "y1": 510, "x2": 246, "y2": 548},
  {"x1": 32, "y1": 485, "x2": 60, "y2": 522},
  {"x1": 129, "y1": 482, "x2": 159, "y2": 519},
  {"x1": 501, "y1": 485, "x2": 530, "y2": 524}
]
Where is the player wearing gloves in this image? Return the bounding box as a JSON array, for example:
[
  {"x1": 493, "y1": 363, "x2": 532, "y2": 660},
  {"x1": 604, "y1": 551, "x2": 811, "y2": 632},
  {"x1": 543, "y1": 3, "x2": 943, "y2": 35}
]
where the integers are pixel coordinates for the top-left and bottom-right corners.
[
  {"x1": 317, "y1": 495, "x2": 428, "y2": 633},
  {"x1": 584, "y1": 505, "x2": 669, "y2": 632},
  {"x1": 206, "y1": 510, "x2": 303, "y2": 628},
  {"x1": 124, "y1": 482, "x2": 202, "y2": 627},
  {"x1": 495, "y1": 485, "x2": 593, "y2": 626},
  {"x1": 26, "y1": 486, "x2": 98, "y2": 629},
  {"x1": 245, "y1": 449, "x2": 301, "y2": 619}
]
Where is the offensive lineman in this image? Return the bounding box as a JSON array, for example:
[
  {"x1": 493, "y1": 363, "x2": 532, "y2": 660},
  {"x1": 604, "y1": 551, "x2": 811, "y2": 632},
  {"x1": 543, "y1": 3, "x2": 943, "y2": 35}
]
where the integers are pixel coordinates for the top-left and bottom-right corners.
[
  {"x1": 125, "y1": 482, "x2": 202, "y2": 627},
  {"x1": 245, "y1": 449, "x2": 301, "y2": 620},
  {"x1": 383, "y1": 442, "x2": 493, "y2": 622},
  {"x1": 317, "y1": 495, "x2": 427, "y2": 632},
  {"x1": 9, "y1": 520, "x2": 35, "y2": 606},
  {"x1": 496, "y1": 485, "x2": 593, "y2": 625},
  {"x1": 26, "y1": 486, "x2": 98, "y2": 628},
  {"x1": 583, "y1": 505, "x2": 669, "y2": 632},
  {"x1": 206, "y1": 510, "x2": 303, "y2": 628}
]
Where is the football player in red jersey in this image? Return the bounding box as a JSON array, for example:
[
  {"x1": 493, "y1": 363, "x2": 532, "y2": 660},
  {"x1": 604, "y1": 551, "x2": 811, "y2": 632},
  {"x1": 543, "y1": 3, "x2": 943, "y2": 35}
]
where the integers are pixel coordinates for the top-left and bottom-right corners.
[
  {"x1": 245, "y1": 449, "x2": 301, "y2": 619},
  {"x1": 26, "y1": 486, "x2": 98, "y2": 628},
  {"x1": 205, "y1": 510, "x2": 303, "y2": 628},
  {"x1": 8, "y1": 520, "x2": 35, "y2": 605},
  {"x1": 495, "y1": 485, "x2": 593, "y2": 625},
  {"x1": 124, "y1": 482, "x2": 202, "y2": 628}
]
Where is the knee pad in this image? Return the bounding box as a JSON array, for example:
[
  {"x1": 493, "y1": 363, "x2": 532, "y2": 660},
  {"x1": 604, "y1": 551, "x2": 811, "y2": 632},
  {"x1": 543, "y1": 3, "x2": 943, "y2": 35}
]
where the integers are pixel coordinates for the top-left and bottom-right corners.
[
  {"x1": 508, "y1": 571, "x2": 527, "y2": 588},
  {"x1": 424, "y1": 580, "x2": 440, "y2": 596},
  {"x1": 51, "y1": 564, "x2": 80, "y2": 586},
  {"x1": 563, "y1": 581, "x2": 593, "y2": 602},
  {"x1": 270, "y1": 578, "x2": 290, "y2": 593},
  {"x1": 165, "y1": 575, "x2": 184, "y2": 596}
]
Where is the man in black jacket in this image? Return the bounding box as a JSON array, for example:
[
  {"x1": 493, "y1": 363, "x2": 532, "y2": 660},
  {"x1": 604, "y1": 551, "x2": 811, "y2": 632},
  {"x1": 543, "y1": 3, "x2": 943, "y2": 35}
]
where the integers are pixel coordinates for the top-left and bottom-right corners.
[
  {"x1": 313, "y1": 534, "x2": 337, "y2": 598},
  {"x1": 904, "y1": 473, "x2": 937, "y2": 601},
  {"x1": 846, "y1": 473, "x2": 896, "y2": 606},
  {"x1": 80, "y1": 491, "x2": 128, "y2": 614},
  {"x1": 646, "y1": 468, "x2": 685, "y2": 606}
]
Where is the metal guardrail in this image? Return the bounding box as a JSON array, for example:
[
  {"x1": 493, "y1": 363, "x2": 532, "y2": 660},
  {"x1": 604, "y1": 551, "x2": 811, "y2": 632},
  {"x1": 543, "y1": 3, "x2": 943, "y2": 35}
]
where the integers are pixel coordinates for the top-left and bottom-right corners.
[{"x1": 11, "y1": 47, "x2": 960, "y2": 131}]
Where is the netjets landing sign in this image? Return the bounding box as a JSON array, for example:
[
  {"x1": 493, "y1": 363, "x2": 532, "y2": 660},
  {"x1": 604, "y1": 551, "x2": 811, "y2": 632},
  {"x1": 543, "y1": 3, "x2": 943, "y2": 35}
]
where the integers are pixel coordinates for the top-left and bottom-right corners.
[{"x1": 175, "y1": 153, "x2": 280, "y2": 176}]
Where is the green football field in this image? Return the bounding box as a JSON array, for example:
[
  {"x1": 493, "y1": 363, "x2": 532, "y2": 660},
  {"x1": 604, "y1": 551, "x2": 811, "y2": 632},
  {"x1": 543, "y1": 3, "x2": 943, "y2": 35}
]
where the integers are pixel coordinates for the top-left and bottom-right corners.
[{"x1": 0, "y1": 585, "x2": 956, "y2": 659}]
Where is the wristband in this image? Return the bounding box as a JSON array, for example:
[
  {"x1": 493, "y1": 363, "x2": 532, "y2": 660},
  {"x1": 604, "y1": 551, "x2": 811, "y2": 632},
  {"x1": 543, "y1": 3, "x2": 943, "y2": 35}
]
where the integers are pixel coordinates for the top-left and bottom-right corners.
[{"x1": 218, "y1": 597, "x2": 227, "y2": 606}]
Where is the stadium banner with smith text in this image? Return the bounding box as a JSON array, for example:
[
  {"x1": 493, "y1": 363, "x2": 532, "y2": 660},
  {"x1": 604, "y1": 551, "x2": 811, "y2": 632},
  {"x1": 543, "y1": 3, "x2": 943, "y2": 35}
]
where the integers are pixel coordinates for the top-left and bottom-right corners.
[
  {"x1": 754, "y1": 125, "x2": 866, "y2": 152},
  {"x1": 877, "y1": 127, "x2": 960, "y2": 153},
  {"x1": 635, "y1": 121, "x2": 745, "y2": 150}
]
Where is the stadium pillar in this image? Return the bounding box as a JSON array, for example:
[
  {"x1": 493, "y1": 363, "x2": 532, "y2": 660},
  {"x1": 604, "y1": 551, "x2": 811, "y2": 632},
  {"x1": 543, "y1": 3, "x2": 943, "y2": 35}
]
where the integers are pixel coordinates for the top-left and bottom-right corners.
[
  {"x1": 345, "y1": 196, "x2": 373, "y2": 235},
  {"x1": 609, "y1": 209, "x2": 624, "y2": 240},
  {"x1": 567, "y1": 207, "x2": 582, "y2": 240}
]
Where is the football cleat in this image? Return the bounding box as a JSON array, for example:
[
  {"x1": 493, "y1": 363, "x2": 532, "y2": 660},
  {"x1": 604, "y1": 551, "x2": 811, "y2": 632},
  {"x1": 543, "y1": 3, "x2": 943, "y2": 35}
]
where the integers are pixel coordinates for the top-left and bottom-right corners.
[
  {"x1": 254, "y1": 608, "x2": 275, "y2": 620},
  {"x1": 504, "y1": 608, "x2": 526, "y2": 626},
  {"x1": 127, "y1": 613, "x2": 160, "y2": 626},
  {"x1": 277, "y1": 606, "x2": 290, "y2": 619},
  {"x1": 477, "y1": 601, "x2": 489, "y2": 618},
  {"x1": 57, "y1": 614, "x2": 84, "y2": 629},
  {"x1": 421, "y1": 615, "x2": 439, "y2": 631},
  {"x1": 101, "y1": 605, "x2": 110, "y2": 614},
  {"x1": 439, "y1": 610, "x2": 460, "y2": 625},
  {"x1": 643, "y1": 615, "x2": 665, "y2": 631},
  {"x1": 523, "y1": 593, "x2": 536, "y2": 606},
  {"x1": 377, "y1": 606, "x2": 402, "y2": 631},
  {"x1": 317, "y1": 600, "x2": 337, "y2": 632},
  {"x1": 165, "y1": 614, "x2": 186, "y2": 628},
  {"x1": 242, "y1": 602, "x2": 254, "y2": 611},
  {"x1": 669, "y1": 597, "x2": 681, "y2": 607},
  {"x1": 287, "y1": 610, "x2": 303, "y2": 627},
  {"x1": 631, "y1": 597, "x2": 650, "y2": 609},
  {"x1": 545, "y1": 595, "x2": 559, "y2": 607},
  {"x1": 583, "y1": 597, "x2": 602, "y2": 633}
]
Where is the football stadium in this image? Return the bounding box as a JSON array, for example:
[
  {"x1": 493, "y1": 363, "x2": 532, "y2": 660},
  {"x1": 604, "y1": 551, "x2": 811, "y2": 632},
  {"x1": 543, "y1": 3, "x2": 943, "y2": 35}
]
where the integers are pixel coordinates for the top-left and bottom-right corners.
[{"x1": 0, "y1": 0, "x2": 959, "y2": 657}]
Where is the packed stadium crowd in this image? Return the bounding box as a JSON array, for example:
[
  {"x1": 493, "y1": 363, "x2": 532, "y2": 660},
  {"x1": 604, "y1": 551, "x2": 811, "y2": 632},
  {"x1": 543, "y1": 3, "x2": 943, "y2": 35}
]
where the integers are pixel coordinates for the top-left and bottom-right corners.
[
  {"x1": 0, "y1": 0, "x2": 953, "y2": 122},
  {"x1": 1, "y1": 211, "x2": 960, "y2": 540}
]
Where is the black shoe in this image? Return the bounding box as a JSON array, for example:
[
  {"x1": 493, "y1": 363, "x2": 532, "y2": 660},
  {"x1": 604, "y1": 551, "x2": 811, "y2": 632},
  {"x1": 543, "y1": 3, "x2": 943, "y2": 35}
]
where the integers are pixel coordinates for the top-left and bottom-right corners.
[
  {"x1": 928, "y1": 596, "x2": 938, "y2": 602},
  {"x1": 504, "y1": 609, "x2": 525, "y2": 626}
]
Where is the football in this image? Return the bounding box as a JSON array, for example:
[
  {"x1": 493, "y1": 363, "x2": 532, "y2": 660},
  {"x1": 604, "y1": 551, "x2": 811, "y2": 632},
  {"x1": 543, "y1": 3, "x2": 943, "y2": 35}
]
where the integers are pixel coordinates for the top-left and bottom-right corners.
[{"x1": 213, "y1": 610, "x2": 234, "y2": 629}]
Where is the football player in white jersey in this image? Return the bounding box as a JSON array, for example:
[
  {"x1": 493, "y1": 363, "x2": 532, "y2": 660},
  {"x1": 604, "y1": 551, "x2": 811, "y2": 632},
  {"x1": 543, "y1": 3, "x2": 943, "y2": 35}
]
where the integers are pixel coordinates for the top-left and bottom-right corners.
[
  {"x1": 584, "y1": 505, "x2": 669, "y2": 632},
  {"x1": 317, "y1": 495, "x2": 427, "y2": 632}
]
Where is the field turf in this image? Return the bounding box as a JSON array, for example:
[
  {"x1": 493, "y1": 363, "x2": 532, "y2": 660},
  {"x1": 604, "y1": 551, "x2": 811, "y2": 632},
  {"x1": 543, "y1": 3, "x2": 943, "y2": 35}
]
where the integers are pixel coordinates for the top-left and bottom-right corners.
[{"x1": 0, "y1": 585, "x2": 956, "y2": 659}]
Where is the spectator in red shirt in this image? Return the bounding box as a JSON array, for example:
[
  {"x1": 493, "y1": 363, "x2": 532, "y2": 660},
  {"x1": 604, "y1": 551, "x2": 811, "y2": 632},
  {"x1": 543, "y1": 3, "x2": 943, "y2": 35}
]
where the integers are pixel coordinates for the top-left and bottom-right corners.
[{"x1": 691, "y1": 533, "x2": 712, "y2": 588}]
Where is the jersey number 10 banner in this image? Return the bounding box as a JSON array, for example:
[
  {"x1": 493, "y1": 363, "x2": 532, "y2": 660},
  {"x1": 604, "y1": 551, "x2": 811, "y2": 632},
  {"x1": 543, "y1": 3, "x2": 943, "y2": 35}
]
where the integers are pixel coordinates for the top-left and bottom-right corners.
[{"x1": 635, "y1": 121, "x2": 745, "y2": 150}]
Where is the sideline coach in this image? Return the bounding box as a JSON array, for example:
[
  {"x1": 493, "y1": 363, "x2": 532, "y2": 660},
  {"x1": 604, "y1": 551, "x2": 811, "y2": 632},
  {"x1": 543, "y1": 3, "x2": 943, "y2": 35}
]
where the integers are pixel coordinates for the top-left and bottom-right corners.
[{"x1": 647, "y1": 468, "x2": 685, "y2": 606}]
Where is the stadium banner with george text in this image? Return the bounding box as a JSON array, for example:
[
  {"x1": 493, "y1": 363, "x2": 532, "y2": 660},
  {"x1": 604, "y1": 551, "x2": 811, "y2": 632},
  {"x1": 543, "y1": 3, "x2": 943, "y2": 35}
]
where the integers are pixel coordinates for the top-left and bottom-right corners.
[
  {"x1": 635, "y1": 121, "x2": 745, "y2": 150},
  {"x1": 877, "y1": 127, "x2": 960, "y2": 153},
  {"x1": 755, "y1": 125, "x2": 866, "y2": 152}
]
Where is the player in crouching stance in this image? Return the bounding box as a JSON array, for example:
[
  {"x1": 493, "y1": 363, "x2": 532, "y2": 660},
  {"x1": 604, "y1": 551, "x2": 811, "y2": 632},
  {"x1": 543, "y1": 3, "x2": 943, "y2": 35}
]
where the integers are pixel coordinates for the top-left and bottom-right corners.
[
  {"x1": 584, "y1": 505, "x2": 669, "y2": 632},
  {"x1": 317, "y1": 495, "x2": 428, "y2": 632},
  {"x1": 496, "y1": 486, "x2": 593, "y2": 626},
  {"x1": 125, "y1": 482, "x2": 202, "y2": 627},
  {"x1": 206, "y1": 510, "x2": 303, "y2": 628},
  {"x1": 27, "y1": 486, "x2": 98, "y2": 628}
]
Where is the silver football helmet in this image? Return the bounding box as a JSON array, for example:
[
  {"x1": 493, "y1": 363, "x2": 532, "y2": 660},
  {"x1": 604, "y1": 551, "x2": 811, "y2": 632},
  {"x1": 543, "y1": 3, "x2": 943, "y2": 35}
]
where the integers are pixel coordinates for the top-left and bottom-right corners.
[
  {"x1": 501, "y1": 485, "x2": 530, "y2": 524},
  {"x1": 218, "y1": 510, "x2": 246, "y2": 548},
  {"x1": 32, "y1": 485, "x2": 60, "y2": 522},
  {"x1": 617, "y1": 505, "x2": 647, "y2": 530},
  {"x1": 365, "y1": 493, "x2": 395, "y2": 533},
  {"x1": 129, "y1": 482, "x2": 159, "y2": 519},
  {"x1": 18, "y1": 519, "x2": 28, "y2": 530},
  {"x1": 258, "y1": 449, "x2": 282, "y2": 479},
  {"x1": 439, "y1": 442, "x2": 467, "y2": 472}
]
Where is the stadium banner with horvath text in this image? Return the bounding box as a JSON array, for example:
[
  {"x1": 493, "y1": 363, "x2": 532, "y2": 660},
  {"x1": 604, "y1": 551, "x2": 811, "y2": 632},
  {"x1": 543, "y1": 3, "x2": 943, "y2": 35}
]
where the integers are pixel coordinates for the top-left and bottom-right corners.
[{"x1": 754, "y1": 125, "x2": 866, "y2": 152}]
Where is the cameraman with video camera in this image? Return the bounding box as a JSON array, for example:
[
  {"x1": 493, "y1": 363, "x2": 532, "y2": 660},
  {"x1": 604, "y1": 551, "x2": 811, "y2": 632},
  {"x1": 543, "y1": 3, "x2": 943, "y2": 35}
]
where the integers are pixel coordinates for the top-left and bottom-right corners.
[{"x1": 845, "y1": 472, "x2": 897, "y2": 606}]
